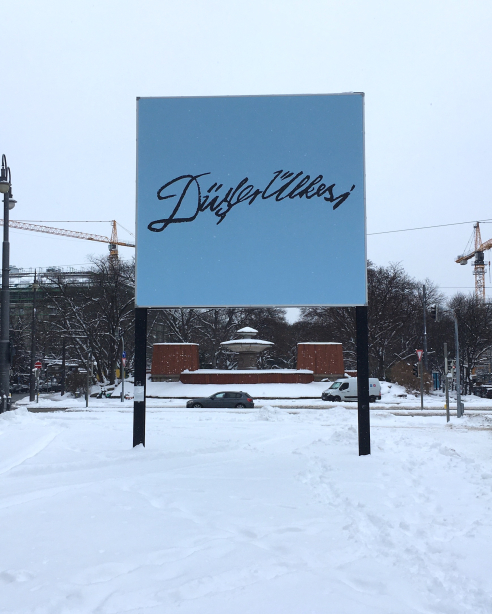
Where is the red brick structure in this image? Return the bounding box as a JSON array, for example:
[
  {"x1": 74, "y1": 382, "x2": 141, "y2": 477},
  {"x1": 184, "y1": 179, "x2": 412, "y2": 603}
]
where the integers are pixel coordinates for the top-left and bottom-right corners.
[
  {"x1": 150, "y1": 341, "x2": 343, "y2": 385},
  {"x1": 297, "y1": 342, "x2": 344, "y2": 380},
  {"x1": 180, "y1": 370, "x2": 313, "y2": 385},
  {"x1": 151, "y1": 343, "x2": 199, "y2": 381}
]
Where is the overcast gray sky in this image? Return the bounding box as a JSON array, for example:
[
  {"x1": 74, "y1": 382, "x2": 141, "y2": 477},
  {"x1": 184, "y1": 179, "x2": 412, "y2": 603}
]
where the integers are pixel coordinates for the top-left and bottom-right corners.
[{"x1": 3, "y1": 0, "x2": 492, "y2": 302}]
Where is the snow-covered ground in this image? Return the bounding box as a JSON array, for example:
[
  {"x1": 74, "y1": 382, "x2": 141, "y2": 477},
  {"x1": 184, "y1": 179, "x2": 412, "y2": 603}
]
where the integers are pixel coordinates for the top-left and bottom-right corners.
[
  {"x1": 20, "y1": 377, "x2": 492, "y2": 411},
  {"x1": 1, "y1": 402, "x2": 492, "y2": 613},
  {"x1": 145, "y1": 377, "x2": 330, "y2": 399}
]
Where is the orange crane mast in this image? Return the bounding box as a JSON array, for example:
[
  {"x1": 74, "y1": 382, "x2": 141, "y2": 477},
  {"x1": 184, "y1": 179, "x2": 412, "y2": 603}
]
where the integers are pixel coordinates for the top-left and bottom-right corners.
[
  {"x1": 0, "y1": 219, "x2": 135, "y2": 261},
  {"x1": 455, "y1": 222, "x2": 492, "y2": 300}
]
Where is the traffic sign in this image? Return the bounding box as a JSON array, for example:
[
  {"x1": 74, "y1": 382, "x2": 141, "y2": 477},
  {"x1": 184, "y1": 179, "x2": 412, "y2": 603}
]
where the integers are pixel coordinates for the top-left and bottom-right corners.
[
  {"x1": 34, "y1": 361, "x2": 42, "y2": 369},
  {"x1": 416, "y1": 350, "x2": 423, "y2": 362},
  {"x1": 122, "y1": 358, "x2": 127, "y2": 367},
  {"x1": 122, "y1": 351, "x2": 126, "y2": 358}
]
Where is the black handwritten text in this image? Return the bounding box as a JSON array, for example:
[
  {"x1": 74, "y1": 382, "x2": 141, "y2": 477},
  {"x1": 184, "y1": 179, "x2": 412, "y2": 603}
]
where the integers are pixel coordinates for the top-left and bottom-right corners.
[{"x1": 148, "y1": 170, "x2": 356, "y2": 232}]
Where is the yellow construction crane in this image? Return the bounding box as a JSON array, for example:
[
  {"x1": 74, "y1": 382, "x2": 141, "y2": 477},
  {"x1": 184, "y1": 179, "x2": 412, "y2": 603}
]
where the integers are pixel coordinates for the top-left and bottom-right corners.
[
  {"x1": 0, "y1": 219, "x2": 135, "y2": 261},
  {"x1": 455, "y1": 222, "x2": 492, "y2": 300}
]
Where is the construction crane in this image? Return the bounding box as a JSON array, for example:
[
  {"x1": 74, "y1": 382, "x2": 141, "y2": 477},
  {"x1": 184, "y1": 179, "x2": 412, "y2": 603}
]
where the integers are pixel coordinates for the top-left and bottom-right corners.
[
  {"x1": 0, "y1": 219, "x2": 135, "y2": 261},
  {"x1": 455, "y1": 222, "x2": 492, "y2": 300}
]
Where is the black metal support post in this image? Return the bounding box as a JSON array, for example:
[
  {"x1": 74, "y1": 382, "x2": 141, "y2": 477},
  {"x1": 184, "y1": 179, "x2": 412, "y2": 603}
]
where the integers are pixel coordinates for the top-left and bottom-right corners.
[
  {"x1": 356, "y1": 306, "x2": 371, "y2": 456},
  {"x1": 133, "y1": 307, "x2": 147, "y2": 447}
]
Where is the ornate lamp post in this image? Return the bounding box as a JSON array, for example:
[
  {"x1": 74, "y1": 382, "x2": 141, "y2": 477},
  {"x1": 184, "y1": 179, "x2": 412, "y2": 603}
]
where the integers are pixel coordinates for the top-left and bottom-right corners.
[{"x1": 0, "y1": 155, "x2": 16, "y2": 412}]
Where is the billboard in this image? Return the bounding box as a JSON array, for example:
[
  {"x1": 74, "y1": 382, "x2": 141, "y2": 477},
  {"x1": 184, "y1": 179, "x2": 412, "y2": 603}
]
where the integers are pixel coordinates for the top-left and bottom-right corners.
[{"x1": 136, "y1": 94, "x2": 366, "y2": 307}]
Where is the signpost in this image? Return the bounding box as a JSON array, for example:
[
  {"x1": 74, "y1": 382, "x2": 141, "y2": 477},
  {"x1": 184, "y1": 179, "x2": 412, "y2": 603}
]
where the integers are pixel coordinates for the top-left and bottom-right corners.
[{"x1": 134, "y1": 93, "x2": 368, "y2": 453}]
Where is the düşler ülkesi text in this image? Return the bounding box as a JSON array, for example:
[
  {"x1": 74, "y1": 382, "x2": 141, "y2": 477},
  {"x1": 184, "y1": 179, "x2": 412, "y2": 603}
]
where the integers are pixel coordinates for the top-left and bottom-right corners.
[{"x1": 148, "y1": 169, "x2": 356, "y2": 232}]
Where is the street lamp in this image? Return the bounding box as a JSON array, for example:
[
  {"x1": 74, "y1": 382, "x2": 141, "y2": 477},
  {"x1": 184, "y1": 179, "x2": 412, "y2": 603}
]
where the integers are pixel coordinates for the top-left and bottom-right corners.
[{"x1": 0, "y1": 155, "x2": 15, "y2": 412}]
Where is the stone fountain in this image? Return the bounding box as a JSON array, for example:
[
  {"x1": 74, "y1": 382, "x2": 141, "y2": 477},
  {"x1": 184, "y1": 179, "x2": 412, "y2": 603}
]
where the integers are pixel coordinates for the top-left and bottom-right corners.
[{"x1": 220, "y1": 327, "x2": 274, "y2": 370}]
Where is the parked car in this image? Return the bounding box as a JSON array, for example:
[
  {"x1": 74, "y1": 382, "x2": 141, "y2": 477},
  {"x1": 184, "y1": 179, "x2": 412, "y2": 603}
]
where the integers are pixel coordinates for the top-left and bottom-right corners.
[
  {"x1": 10, "y1": 383, "x2": 30, "y2": 393},
  {"x1": 186, "y1": 391, "x2": 254, "y2": 408},
  {"x1": 322, "y1": 377, "x2": 381, "y2": 403},
  {"x1": 475, "y1": 385, "x2": 492, "y2": 399}
]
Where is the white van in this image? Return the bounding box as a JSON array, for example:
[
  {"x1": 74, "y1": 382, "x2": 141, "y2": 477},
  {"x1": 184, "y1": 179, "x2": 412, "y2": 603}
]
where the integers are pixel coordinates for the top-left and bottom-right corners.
[{"x1": 322, "y1": 377, "x2": 381, "y2": 403}]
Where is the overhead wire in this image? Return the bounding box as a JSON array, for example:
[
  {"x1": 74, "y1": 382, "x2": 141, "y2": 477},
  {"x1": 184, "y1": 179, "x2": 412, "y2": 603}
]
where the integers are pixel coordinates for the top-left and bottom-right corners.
[
  {"x1": 368, "y1": 218, "x2": 492, "y2": 236},
  {"x1": 14, "y1": 218, "x2": 492, "y2": 237}
]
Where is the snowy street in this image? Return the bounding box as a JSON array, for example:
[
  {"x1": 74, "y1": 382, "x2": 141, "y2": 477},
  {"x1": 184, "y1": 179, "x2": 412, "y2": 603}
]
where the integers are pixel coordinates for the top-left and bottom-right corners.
[{"x1": 1, "y1": 404, "x2": 491, "y2": 613}]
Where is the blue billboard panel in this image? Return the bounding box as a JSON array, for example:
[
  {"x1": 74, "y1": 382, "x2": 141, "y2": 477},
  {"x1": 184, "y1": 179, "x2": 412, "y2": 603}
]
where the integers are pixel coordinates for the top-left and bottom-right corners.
[{"x1": 136, "y1": 94, "x2": 366, "y2": 307}]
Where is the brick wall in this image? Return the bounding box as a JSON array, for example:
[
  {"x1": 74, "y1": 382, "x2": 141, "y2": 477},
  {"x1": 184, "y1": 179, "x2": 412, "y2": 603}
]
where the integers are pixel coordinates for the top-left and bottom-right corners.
[
  {"x1": 151, "y1": 343, "x2": 199, "y2": 377},
  {"x1": 297, "y1": 343, "x2": 344, "y2": 379}
]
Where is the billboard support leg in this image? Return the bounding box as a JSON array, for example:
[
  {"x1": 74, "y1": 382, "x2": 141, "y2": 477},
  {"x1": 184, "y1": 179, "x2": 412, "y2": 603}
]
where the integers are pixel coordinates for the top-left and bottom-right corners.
[
  {"x1": 356, "y1": 306, "x2": 371, "y2": 456},
  {"x1": 133, "y1": 307, "x2": 147, "y2": 447}
]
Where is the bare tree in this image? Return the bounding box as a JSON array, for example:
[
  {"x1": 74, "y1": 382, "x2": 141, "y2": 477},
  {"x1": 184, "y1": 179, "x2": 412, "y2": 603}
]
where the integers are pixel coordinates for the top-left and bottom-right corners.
[
  {"x1": 300, "y1": 262, "x2": 430, "y2": 379},
  {"x1": 42, "y1": 256, "x2": 135, "y2": 384},
  {"x1": 447, "y1": 293, "x2": 492, "y2": 393}
]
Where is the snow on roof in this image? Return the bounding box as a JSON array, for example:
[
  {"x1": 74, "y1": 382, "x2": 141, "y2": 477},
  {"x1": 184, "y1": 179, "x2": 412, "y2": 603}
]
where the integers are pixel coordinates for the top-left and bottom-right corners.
[
  {"x1": 221, "y1": 339, "x2": 273, "y2": 346},
  {"x1": 237, "y1": 327, "x2": 258, "y2": 333}
]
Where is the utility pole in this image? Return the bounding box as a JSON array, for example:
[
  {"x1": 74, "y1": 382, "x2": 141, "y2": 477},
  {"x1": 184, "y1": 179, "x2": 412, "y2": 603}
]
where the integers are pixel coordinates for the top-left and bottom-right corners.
[
  {"x1": 444, "y1": 342, "x2": 450, "y2": 422},
  {"x1": 29, "y1": 271, "x2": 39, "y2": 402},
  {"x1": 416, "y1": 349, "x2": 424, "y2": 409},
  {"x1": 0, "y1": 156, "x2": 16, "y2": 412},
  {"x1": 430, "y1": 306, "x2": 461, "y2": 417},
  {"x1": 86, "y1": 348, "x2": 92, "y2": 408},
  {"x1": 120, "y1": 328, "x2": 125, "y2": 403},
  {"x1": 61, "y1": 337, "x2": 66, "y2": 396},
  {"x1": 453, "y1": 312, "x2": 463, "y2": 417},
  {"x1": 35, "y1": 367, "x2": 39, "y2": 403},
  {"x1": 423, "y1": 284, "x2": 428, "y2": 370},
  {"x1": 419, "y1": 360, "x2": 424, "y2": 409}
]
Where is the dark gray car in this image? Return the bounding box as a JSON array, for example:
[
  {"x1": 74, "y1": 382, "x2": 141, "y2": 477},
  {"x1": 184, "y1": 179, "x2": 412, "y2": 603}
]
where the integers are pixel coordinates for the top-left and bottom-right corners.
[{"x1": 186, "y1": 391, "x2": 254, "y2": 408}]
